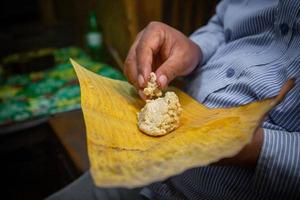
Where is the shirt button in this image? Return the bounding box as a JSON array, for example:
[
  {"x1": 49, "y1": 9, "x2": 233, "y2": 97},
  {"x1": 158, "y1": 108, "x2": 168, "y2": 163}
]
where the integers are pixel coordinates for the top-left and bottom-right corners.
[
  {"x1": 226, "y1": 68, "x2": 235, "y2": 78},
  {"x1": 279, "y1": 23, "x2": 289, "y2": 35}
]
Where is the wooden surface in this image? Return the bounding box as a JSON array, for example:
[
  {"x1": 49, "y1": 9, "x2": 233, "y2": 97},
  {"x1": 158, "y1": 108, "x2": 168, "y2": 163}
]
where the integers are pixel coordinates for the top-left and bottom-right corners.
[{"x1": 49, "y1": 110, "x2": 89, "y2": 172}]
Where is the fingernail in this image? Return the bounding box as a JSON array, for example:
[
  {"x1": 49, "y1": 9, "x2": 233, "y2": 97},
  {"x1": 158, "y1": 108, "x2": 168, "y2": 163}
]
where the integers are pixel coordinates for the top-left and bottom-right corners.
[
  {"x1": 138, "y1": 74, "x2": 144, "y2": 88},
  {"x1": 138, "y1": 90, "x2": 147, "y2": 100},
  {"x1": 158, "y1": 75, "x2": 167, "y2": 88}
]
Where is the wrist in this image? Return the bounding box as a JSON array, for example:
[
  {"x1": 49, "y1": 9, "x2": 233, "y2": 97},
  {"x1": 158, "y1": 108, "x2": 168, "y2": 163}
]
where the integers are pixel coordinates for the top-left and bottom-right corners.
[
  {"x1": 190, "y1": 40, "x2": 203, "y2": 68},
  {"x1": 215, "y1": 128, "x2": 264, "y2": 166}
]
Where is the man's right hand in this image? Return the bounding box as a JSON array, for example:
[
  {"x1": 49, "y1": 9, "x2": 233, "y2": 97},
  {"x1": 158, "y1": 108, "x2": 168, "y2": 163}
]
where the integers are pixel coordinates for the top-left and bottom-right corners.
[{"x1": 123, "y1": 21, "x2": 202, "y2": 99}]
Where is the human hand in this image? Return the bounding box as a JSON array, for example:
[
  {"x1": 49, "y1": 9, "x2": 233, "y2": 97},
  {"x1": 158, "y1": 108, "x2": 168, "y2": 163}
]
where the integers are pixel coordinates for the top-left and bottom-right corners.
[
  {"x1": 216, "y1": 128, "x2": 264, "y2": 166},
  {"x1": 124, "y1": 21, "x2": 202, "y2": 99}
]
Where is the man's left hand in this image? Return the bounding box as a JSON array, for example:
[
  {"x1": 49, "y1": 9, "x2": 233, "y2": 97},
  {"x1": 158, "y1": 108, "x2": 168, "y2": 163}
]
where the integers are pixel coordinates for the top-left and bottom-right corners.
[{"x1": 216, "y1": 128, "x2": 264, "y2": 166}]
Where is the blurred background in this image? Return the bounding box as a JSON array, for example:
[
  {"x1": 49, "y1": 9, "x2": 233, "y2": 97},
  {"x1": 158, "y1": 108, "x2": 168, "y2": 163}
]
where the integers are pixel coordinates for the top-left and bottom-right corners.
[{"x1": 0, "y1": 0, "x2": 217, "y2": 199}]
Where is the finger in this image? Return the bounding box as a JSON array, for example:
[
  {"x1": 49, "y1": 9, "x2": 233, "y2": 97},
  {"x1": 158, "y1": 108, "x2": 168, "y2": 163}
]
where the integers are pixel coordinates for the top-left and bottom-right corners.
[
  {"x1": 124, "y1": 31, "x2": 144, "y2": 88},
  {"x1": 138, "y1": 89, "x2": 147, "y2": 101},
  {"x1": 136, "y1": 26, "x2": 164, "y2": 87},
  {"x1": 155, "y1": 57, "x2": 180, "y2": 89},
  {"x1": 124, "y1": 55, "x2": 138, "y2": 88}
]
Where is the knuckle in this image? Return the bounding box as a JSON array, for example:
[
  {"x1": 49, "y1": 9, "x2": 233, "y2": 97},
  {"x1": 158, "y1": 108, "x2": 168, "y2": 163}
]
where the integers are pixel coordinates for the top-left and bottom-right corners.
[
  {"x1": 136, "y1": 31, "x2": 144, "y2": 38},
  {"x1": 145, "y1": 22, "x2": 164, "y2": 40},
  {"x1": 148, "y1": 21, "x2": 161, "y2": 29}
]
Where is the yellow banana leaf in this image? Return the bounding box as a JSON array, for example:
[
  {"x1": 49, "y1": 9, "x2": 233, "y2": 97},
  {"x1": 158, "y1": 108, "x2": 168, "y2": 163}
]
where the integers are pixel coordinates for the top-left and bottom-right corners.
[{"x1": 70, "y1": 59, "x2": 292, "y2": 188}]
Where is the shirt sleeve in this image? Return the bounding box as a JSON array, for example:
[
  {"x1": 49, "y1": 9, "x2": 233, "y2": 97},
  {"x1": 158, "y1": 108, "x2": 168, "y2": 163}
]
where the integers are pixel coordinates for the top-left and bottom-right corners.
[
  {"x1": 252, "y1": 122, "x2": 300, "y2": 199},
  {"x1": 189, "y1": 0, "x2": 229, "y2": 64}
]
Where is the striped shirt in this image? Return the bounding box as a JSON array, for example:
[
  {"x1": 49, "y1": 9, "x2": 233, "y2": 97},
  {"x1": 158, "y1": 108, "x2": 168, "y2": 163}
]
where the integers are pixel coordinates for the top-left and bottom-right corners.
[{"x1": 142, "y1": 0, "x2": 300, "y2": 199}]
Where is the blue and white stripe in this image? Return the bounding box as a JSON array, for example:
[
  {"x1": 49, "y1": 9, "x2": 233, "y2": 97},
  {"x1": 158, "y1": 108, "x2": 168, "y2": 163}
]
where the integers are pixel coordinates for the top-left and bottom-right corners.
[{"x1": 143, "y1": 0, "x2": 300, "y2": 199}]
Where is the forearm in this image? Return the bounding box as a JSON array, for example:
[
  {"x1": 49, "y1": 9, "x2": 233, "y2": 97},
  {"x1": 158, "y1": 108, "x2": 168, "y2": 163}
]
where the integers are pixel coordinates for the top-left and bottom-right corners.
[{"x1": 253, "y1": 128, "x2": 300, "y2": 198}]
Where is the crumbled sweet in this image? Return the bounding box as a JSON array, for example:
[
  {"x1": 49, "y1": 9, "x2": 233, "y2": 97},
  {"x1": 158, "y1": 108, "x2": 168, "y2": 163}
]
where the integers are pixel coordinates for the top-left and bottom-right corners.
[
  {"x1": 143, "y1": 72, "x2": 162, "y2": 98},
  {"x1": 138, "y1": 73, "x2": 182, "y2": 136}
]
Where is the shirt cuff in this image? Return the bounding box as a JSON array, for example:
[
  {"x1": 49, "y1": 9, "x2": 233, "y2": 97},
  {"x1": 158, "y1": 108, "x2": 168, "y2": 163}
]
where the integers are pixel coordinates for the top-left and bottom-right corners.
[
  {"x1": 252, "y1": 128, "x2": 300, "y2": 199},
  {"x1": 189, "y1": 34, "x2": 220, "y2": 65}
]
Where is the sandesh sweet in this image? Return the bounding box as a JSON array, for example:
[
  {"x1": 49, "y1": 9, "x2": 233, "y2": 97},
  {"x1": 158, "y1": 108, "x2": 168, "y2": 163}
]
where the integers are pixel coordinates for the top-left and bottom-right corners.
[{"x1": 137, "y1": 72, "x2": 182, "y2": 136}]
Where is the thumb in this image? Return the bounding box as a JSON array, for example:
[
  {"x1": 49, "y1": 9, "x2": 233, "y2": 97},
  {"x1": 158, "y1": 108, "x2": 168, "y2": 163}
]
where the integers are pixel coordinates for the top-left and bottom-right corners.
[{"x1": 155, "y1": 58, "x2": 180, "y2": 89}]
